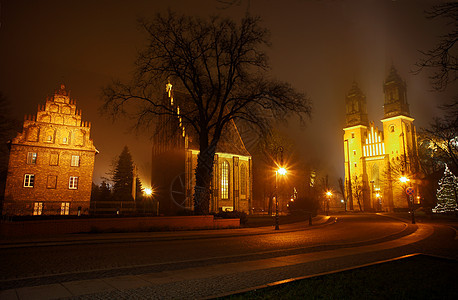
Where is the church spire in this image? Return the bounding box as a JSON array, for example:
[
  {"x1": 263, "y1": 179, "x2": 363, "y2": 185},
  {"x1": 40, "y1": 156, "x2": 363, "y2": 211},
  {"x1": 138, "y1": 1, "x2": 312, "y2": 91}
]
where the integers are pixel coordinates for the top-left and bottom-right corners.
[
  {"x1": 383, "y1": 65, "x2": 410, "y2": 118},
  {"x1": 345, "y1": 81, "x2": 368, "y2": 127}
]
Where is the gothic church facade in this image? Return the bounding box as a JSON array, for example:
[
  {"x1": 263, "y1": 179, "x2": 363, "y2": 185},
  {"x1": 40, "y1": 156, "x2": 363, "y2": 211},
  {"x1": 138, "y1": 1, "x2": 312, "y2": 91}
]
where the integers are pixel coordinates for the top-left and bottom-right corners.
[
  {"x1": 343, "y1": 66, "x2": 419, "y2": 212},
  {"x1": 152, "y1": 83, "x2": 252, "y2": 215}
]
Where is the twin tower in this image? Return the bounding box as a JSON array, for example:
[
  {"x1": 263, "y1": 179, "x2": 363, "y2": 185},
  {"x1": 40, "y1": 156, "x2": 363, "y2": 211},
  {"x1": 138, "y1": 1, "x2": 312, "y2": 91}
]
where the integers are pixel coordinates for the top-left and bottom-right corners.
[{"x1": 343, "y1": 66, "x2": 418, "y2": 212}]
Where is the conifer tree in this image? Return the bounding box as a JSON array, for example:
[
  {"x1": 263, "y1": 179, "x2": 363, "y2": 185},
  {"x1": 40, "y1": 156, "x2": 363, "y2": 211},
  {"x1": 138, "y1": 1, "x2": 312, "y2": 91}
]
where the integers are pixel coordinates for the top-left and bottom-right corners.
[
  {"x1": 433, "y1": 164, "x2": 458, "y2": 213},
  {"x1": 112, "y1": 146, "x2": 134, "y2": 201}
]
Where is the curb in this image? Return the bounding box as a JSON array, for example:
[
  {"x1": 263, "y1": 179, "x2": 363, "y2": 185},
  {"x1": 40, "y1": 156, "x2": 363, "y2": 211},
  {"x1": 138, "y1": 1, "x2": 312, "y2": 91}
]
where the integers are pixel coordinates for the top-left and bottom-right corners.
[{"x1": 207, "y1": 253, "x2": 424, "y2": 299}]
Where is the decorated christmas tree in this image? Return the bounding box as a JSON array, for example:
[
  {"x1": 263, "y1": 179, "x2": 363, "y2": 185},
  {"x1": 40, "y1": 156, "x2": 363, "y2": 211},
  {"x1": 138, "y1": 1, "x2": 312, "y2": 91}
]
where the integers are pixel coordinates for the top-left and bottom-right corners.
[{"x1": 433, "y1": 164, "x2": 458, "y2": 213}]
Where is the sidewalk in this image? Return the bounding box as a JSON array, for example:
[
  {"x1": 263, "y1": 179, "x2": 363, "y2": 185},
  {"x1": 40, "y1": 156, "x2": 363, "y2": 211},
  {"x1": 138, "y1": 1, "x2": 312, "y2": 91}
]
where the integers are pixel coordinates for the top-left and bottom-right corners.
[
  {"x1": 0, "y1": 216, "x2": 333, "y2": 249},
  {"x1": 0, "y1": 222, "x2": 434, "y2": 300}
]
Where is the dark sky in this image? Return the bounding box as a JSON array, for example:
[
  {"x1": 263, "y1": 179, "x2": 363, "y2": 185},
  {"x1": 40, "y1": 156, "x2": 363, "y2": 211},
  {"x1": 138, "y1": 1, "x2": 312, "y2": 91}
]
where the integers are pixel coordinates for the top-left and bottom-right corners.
[{"x1": 0, "y1": 0, "x2": 455, "y2": 190}]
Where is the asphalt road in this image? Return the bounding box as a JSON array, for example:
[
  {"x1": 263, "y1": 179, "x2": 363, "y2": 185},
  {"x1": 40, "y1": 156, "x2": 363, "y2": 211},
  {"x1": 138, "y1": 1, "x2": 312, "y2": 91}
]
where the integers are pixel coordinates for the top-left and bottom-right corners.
[{"x1": 0, "y1": 213, "x2": 456, "y2": 299}]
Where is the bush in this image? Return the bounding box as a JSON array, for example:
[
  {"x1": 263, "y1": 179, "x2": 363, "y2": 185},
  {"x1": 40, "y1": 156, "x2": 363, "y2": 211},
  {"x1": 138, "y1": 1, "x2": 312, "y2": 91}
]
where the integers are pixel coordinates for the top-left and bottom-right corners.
[{"x1": 213, "y1": 210, "x2": 248, "y2": 225}]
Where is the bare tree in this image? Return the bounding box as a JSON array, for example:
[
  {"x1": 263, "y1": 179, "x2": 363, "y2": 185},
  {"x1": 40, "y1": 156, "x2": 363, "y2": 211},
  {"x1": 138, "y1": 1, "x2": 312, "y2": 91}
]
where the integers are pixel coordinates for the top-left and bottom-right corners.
[
  {"x1": 338, "y1": 177, "x2": 347, "y2": 211},
  {"x1": 102, "y1": 12, "x2": 311, "y2": 214},
  {"x1": 352, "y1": 175, "x2": 364, "y2": 211},
  {"x1": 414, "y1": 2, "x2": 458, "y2": 91},
  {"x1": 421, "y1": 101, "x2": 458, "y2": 171}
]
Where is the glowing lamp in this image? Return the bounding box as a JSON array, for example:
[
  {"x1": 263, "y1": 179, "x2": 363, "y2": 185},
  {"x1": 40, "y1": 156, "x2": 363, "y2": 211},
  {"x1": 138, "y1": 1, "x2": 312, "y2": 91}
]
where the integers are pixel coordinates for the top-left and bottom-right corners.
[
  {"x1": 399, "y1": 176, "x2": 410, "y2": 183},
  {"x1": 326, "y1": 191, "x2": 332, "y2": 197},
  {"x1": 277, "y1": 167, "x2": 287, "y2": 175},
  {"x1": 144, "y1": 188, "x2": 153, "y2": 196}
]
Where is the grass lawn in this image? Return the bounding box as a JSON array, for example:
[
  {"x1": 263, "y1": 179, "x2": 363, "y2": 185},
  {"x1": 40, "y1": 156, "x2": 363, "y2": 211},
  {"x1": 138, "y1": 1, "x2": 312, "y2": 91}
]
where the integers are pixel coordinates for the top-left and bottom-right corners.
[{"x1": 219, "y1": 254, "x2": 458, "y2": 299}]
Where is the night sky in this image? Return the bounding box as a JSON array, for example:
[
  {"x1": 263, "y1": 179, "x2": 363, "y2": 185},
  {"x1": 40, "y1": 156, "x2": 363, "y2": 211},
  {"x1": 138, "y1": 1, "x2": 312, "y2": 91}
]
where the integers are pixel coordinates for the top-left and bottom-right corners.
[{"x1": 0, "y1": 0, "x2": 455, "y2": 190}]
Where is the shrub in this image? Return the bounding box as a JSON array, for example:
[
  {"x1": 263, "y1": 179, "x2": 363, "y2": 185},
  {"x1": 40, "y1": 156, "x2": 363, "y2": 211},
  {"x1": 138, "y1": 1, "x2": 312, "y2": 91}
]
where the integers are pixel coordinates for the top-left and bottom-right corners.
[{"x1": 213, "y1": 210, "x2": 247, "y2": 225}]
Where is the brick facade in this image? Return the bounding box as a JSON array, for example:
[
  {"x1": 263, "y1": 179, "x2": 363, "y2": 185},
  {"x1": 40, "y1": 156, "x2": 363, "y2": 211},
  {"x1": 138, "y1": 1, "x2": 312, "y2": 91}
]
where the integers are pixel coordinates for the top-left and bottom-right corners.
[{"x1": 2, "y1": 85, "x2": 97, "y2": 216}]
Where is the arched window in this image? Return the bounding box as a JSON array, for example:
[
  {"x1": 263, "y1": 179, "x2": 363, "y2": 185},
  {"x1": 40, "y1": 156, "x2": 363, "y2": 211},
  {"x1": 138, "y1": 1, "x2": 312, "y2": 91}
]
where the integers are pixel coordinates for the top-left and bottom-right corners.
[
  {"x1": 240, "y1": 164, "x2": 247, "y2": 196},
  {"x1": 221, "y1": 161, "x2": 229, "y2": 200}
]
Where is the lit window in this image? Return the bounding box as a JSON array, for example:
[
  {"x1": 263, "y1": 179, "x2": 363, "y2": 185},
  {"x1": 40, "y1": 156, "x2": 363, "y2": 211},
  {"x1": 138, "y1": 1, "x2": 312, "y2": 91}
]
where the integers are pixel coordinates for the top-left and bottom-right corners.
[
  {"x1": 221, "y1": 161, "x2": 229, "y2": 200},
  {"x1": 71, "y1": 155, "x2": 80, "y2": 167},
  {"x1": 27, "y1": 152, "x2": 37, "y2": 164},
  {"x1": 33, "y1": 202, "x2": 43, "y2": 215},
  {"x1": 69, "y1": 176, "x2": 78, "y2": 189},
  {"x1": 24, "y1": 174, "x2": 35, "y2": 187},
  {"x1": 61, "y1": 202, "x2": 70, "y2": 215},
  {"x1": 240, "y1": 164, "x2": 247, "y2": 196},
  {"x1": 62, "y1": 137, "x2": 68, "y2": 144}
]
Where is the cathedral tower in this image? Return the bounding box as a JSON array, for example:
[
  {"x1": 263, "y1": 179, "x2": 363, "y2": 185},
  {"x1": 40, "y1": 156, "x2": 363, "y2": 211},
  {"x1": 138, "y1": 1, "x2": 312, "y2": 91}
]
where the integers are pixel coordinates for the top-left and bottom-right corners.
[
  {"x1": 343, "y1": 82, "x2": 369, "y2": 210},
  {"x1": 343, "y1": 66, "x2": 419, "y2": 212},
  {"x1": 383, "y1": 65, "x2": 410, "y2": 118}
]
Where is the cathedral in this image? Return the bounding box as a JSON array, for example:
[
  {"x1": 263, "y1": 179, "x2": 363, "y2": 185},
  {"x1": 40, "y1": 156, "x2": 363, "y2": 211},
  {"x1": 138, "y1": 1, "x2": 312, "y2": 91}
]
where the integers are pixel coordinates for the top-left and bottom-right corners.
[
  {"x1": 2, "y1": 85, "x2": 97, "y2": 216},
  {"x1": 343, "y1": 66, "x2": 419, "y2": 212},
  {"x1": 151, "y1": 83, "x2": 252, "y2": 215}
]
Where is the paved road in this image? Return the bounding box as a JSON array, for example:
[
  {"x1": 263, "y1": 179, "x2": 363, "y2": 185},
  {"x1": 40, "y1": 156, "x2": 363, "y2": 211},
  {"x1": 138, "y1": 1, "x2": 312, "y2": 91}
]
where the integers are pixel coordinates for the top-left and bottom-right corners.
[{"x1": 0, "y1": 213, "x2": 456, "y2": 299}]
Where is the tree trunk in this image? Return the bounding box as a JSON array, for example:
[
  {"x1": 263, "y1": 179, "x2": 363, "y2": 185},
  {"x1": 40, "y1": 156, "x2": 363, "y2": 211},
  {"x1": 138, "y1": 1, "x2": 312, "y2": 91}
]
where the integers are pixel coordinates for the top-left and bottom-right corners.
[{"x1": 194, "y1": 131, "x2": 218, "y2": 215}]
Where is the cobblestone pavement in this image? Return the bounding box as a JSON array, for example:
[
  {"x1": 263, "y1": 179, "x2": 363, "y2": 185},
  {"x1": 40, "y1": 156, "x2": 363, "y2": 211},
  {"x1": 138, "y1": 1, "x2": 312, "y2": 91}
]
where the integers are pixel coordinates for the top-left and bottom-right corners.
[{"x1": 0, "y1": 213, "x2": 456, "y2": 299}]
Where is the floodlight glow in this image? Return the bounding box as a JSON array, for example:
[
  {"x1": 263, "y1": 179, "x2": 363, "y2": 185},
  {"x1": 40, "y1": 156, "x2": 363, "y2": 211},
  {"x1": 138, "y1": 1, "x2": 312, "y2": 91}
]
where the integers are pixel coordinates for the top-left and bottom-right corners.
[
  {"x1": 399, "y1": 176, "x2": 410, "y2": 183},
  {"x1": 277, "y1": 167, "x2": 287, "y2": 175}
]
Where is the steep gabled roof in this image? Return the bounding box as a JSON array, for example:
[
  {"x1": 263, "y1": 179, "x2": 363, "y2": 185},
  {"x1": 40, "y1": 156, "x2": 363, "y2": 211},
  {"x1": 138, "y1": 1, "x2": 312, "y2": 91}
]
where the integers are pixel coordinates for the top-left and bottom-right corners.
[{"x1": 158, "y1": 83, "x2": 251, "y2": 157}]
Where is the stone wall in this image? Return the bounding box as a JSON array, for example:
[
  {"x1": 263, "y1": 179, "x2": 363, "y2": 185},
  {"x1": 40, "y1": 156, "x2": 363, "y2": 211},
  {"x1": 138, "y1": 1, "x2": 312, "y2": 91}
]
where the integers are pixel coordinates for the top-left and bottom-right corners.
[{"x1": 0, "y1": 216, "x2": 240, "y2": 237}]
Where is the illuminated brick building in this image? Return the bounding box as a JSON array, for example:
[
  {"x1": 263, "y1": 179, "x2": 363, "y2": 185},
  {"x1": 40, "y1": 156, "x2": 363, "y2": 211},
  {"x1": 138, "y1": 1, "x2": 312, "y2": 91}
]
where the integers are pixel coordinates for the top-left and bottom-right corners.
[
  {"x1": 2, "y1": 85, "x2": 97, "y2": 216},
  {"x1": 152, "y1": 83, "x2": 252, "y2": 215},
  {"x1": 343, "y1": 66, "x2": 419, "y2": 211}
]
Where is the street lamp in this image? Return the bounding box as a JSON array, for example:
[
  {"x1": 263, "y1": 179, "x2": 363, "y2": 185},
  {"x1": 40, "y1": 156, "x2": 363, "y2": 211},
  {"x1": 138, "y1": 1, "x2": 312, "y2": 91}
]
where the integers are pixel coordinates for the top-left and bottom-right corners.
[
  {"x1": 144, "y1": 188, "x2": 153, "y2": 196},
  {"x1": 143, "y1": 188, "x2": 156, "y2": 215},
  {"x1": 275, "y1": 167, "x2": 287, "y2": 230},
  {"x1": 399, "y1": 176, "x2": 415, "y2": 224},
  {"x1": 326, "y1": 191, "x2": 332, "y2": 216},
  {"x1": 400, "y1": 176, "x2": 409, "y2": 183},
  {"x1": 375, "y1": 192, "x2": 382, "y2": 211}
]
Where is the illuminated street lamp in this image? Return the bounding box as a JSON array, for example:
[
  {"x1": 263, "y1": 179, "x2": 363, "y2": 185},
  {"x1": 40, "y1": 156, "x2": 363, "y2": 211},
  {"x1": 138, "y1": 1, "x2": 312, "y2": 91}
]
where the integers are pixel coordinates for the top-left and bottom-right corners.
[
  {"x1": 400, "y1": 176, "x2": 410, "y2": 183},
  {"x1": 376, "y1": 192, "x2": 382, "y2": 211},
  {"x1": 326, "y1": 191, "x2": 332, "y2": 216},
  {"x1": 143, "y1": 188, "x2": 157, "y2": 215},
  {"x1": 275, "y1": 167, "x2": 287, "y2": 230},
  {"x1": 399, "y1": 176, "x2": 415, "y2": 224},
  {"x1": 144, "y1": 188, "x2": 153, "y2": 196}
]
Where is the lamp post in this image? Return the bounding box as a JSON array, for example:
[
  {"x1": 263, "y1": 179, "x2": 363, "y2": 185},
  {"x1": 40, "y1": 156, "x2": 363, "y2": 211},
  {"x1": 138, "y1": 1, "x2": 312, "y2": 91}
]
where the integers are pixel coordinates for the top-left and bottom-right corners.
[
  {"x1": 326, "y1": 191, "x2": 332, "y2": 216},
  {"x1": 400, "y1": 176, "x2": 415, "y2": 224},
  {"x1": 375, "y1": 192, "x2": 381, "y2": 211},
  {"x1": 275, "y1": 167, "x2": 287, "y2": 230},
  {"x1": 143, "y1": 188, "x2": 153, "y2": 214}
]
